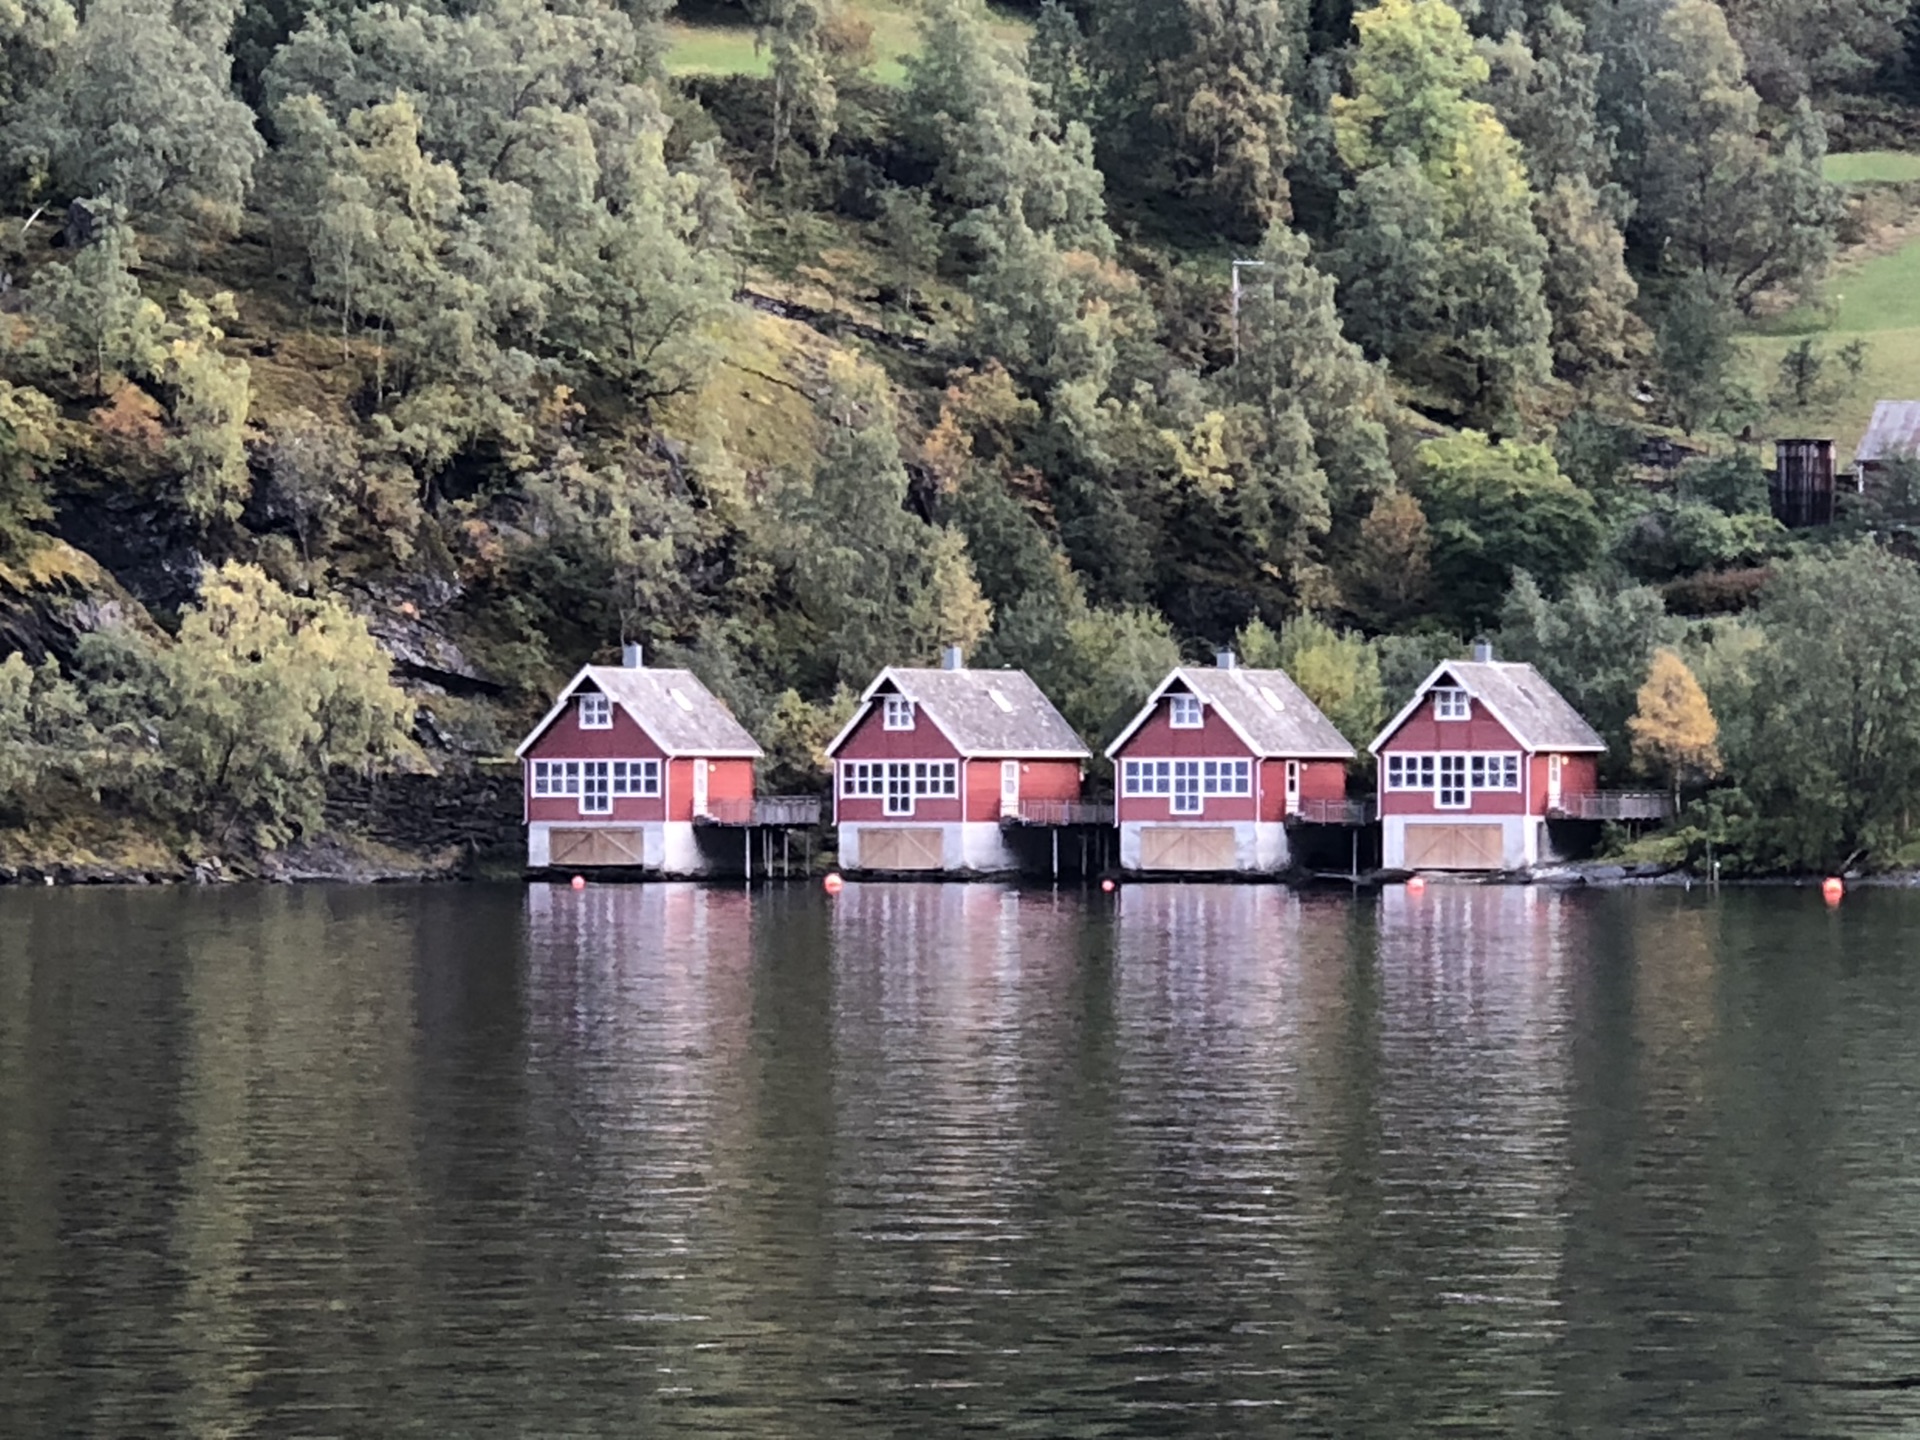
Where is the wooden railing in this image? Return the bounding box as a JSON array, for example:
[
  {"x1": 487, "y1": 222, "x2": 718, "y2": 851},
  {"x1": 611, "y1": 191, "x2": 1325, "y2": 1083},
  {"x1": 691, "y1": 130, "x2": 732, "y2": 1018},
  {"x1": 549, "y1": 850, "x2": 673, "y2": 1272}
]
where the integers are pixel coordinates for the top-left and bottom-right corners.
[
  {"x1": 697, "y1": 795, "x2": 823, "y2": 827},
  {"x1": 1010, "y1": 799, "x2": 1116, "y2": 827},
  {"x1": 1550, "y1": 791, "x2": 1673, "y2": 822},
  {"x1": 1288, "y1": 798, "x2": 1376, "y2": 826}
]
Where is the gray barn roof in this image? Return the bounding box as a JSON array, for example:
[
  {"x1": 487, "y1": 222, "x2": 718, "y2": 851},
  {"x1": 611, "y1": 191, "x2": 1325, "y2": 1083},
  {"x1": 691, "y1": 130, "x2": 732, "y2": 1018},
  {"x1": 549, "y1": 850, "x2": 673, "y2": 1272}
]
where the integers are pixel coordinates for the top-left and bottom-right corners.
[
  {"x1": 1370, "y1": 660, "x2": 1604, "y2": 754},
  {"x1": 1856, "y1": 401, "x2": 1920, "y2": 465},
  {"x1": 1104, "y1": 666, "x2": 1356, "y2": 759},
  {"x1": 514, "y1": 665, "x2": 763, "y2": 758},
  {"x1": 831, "y1": 667, "x2": 1089, "y2": 758}
]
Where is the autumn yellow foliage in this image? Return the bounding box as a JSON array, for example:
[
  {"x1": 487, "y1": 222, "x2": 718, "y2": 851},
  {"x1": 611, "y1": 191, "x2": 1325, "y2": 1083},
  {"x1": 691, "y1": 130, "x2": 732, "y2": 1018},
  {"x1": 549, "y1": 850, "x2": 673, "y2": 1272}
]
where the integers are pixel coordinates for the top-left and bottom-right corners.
[{"x1": 1629, "y1": 648, "x2": 1722, "y2": 796}]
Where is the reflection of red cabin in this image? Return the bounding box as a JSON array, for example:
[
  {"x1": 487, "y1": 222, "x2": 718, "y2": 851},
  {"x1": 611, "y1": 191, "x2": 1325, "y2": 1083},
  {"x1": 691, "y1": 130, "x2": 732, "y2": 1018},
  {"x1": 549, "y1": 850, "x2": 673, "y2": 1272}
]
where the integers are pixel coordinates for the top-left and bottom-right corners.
[
  {"x1": 515, "y1": 647, "x2": 762, "y2": 873},
  {"x1": 825, "y1": 650, "x2": 1088, "y2": 873},
  {"x1": 1369, "y1": 652, "x2": 1603, "y2": 872},
  {"x1": 1103, "y1": 653, "x2": 1354, "y2": 873}
]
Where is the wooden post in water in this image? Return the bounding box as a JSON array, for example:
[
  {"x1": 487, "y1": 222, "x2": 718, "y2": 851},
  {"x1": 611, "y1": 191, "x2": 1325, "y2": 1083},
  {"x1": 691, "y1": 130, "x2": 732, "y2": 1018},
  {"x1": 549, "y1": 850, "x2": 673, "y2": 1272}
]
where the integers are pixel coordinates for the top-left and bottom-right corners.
[
  {"x1": 745, "y1": 829, "x2": 752, "y2": 884},
  {"x1": 1052, "y1": 829, "x2": 1059, "y2": 883}
]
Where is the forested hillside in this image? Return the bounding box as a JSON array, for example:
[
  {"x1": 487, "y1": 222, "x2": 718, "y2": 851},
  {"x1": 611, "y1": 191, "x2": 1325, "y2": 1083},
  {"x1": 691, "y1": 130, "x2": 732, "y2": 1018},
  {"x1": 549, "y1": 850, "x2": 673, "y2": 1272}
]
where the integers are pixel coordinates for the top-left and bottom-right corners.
[{"x1": 3, "y1": 0, "x2": 1920, "y2": 871}]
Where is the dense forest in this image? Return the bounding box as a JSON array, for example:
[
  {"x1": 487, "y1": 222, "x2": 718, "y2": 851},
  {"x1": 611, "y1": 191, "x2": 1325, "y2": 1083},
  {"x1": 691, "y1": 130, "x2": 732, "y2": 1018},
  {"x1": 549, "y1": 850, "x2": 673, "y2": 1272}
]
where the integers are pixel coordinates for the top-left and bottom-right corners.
[{"x1": 3, "y1": 0, "x2": 1920, "y2": 871}]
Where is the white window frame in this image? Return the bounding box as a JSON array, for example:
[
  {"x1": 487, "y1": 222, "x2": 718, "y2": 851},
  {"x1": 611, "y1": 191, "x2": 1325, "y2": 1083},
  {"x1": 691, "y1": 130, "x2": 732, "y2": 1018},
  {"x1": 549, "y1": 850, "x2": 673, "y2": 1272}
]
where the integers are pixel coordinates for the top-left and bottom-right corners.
[
  {"x1": 884, "y1": 763, "x2": 914, "y2": 816},
  {"x1": 611, "y1": 759, "x2": 661, "y2": 797},
  {"x1": 579, "y1": 693, "x2": 612, "y2": 729},
  {"x1": 1171, "y1": 760, "x2": 1203, "y2": 814},
  {"x1": 579, "y1": 761, "x2": 611, "y2": 814},
  {"x1": 1384, "y1": 753, "x2": 1435, "y2": 792},
  {"x1": 1200, "y1": 759, "x2": 1250, "y2": 796},
  {"x1": 1121, "y1": 759, "x2": 1172, "y2": 797},
  {"x1": 840, "y1": 761, "x2": 883, "y2": 798},
  {"x1": 1436, "y1": 755, "x2": 1469, "y2": 809},
  {"x1": 1169, "y1": 694, "x2": 1203, "y2": 729},
  {"x1": 883, "y1": 696, "x2": 914, "y2": 731},
  {"x1": 842, "y1": 759, "x2": 955, "y2": 815},
  {"x1": 1433, "y1": 688, "x2": 1469, "y2": 722}
]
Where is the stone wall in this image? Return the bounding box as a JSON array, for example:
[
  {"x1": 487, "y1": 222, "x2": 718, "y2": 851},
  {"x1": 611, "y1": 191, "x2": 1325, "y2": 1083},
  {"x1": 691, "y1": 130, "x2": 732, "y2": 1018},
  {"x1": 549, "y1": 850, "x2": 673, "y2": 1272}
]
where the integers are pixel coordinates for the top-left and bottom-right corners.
[{"x1": 324, "y1": 765, "x2": 523, "y2": 862}]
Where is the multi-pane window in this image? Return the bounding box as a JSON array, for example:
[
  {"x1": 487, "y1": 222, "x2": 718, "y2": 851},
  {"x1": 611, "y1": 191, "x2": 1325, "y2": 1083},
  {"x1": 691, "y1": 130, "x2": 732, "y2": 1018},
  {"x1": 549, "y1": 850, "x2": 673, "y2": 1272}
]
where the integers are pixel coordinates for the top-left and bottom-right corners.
[
  {"x1": 1122, "y1": 759, "x2": 1172, "y2": 796},
  {"x1": 883, "y1": 696, "x2": 915, "y2": 731},
  {"x1": 1387, "y1": 752, "x2": 1519, "y2": 803},
  {"x1": 579, "y1": 693, "x2": 612, "y2": 728},
  {"x1": 1201, "y1": 759, "x2": 1250, "y2": 795},
  {"x1": 611, "y1": 760, "x2": 660, "y2": 797},
  {"x1": 1433, "y1": 688, "x2": 1470, "y2": 721},
  {"x1": 1171, "y1": 760, "x2": 1202, "y2": 814},
  {"x1": 841, "y1": 759, "x2": 956, "y2": 815},
  {"x1": 1169, "y1": 694, "x2": 1203, "y2": 728},
  {"x1": 534, "y1": 758, "x2": 660, "y2": 809}
]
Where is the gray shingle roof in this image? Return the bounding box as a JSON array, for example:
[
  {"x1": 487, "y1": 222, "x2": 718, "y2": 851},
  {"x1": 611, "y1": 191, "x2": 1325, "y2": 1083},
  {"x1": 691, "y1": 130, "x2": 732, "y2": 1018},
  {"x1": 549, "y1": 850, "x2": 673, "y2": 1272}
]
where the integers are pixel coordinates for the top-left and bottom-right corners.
[
  {"x1": 845, "y1": 668, "x2": 1089, "y2": 758},
  {"x1": 1856, "y1": 401, "x2": 1920, "y2": 465},
  {"x1": 515, "y1": 665, "x2": 763, "y2": 757},
  {"x1": 1378, "y1": 660, "x2": 1604, "y2": 753},
  {"x1": 1151, "y1": 667, "x2": 1355, "y2": 758}
]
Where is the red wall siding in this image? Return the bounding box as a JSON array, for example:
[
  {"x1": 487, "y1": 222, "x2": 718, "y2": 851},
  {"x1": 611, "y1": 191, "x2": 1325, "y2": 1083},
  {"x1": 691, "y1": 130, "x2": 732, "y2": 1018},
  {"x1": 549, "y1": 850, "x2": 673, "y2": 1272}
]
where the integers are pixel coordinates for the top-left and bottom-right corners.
[
  {"x1": 1113, "y1": 698, "x2": 1256, "y2": 825},
  {"x1": 1531, "y1": 753, "x2": 1599, "y2": 813},
  {"x1": 834, "y1": 702, "x2": 966, "y2": 824},
  {"x1": 526, "y1": 701, "x2": 672, "y2": 822},
  {"x1": 1018, "y1": 759, "x2": 1084, "y2": 802},
  {"x1": 965, "y1": 758, "x2": 1000, "y2": 822},
  {"x1": 1378, "y1": 691, "x2": 1530, "y2": 817},
  {"x1": 1253, "y1": 758, "x2": 1348, "y2": 820}
]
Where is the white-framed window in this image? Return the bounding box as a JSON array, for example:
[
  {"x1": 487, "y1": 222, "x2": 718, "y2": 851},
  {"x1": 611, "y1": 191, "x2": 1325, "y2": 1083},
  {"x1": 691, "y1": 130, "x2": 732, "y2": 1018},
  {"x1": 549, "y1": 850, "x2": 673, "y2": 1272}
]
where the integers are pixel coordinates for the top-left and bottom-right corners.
[
  {"x1": 1384, "y1": 753, "x2": 1435, "y2": 791},
  {"x1": 1433, "y1": 688, "x2": 1470, "y2": 722},
  {"x1": 533, "y1": 760, "x2": 582, "y2": 798},
  {"x1": 1201, "y1": 759, "x2": 1250, "y2": 796},
  {"x1": 580, "y1": 762, "x2": 611, "y2": 814},
  {"x1": 1122, "y1": 759, "x2": 1172, "y2": 796},
  {"x1": 1169, "y1": 694, "x2": 1203, "y2": 729},
  {"x1": 579, "y1": 692, "x2": 612, "y2": 729},
  {"x1": 1172, "y1": 760, "x2": 1202, "y2": 814},
  {"x1": 840, "y1": 759, "x2": 956, "y2": 814},
  {"x1": 1468, "y1": 754, "x2": 1520, "y2": 792},
  {"x1": 1437, "y1": 755, "x2": 1468, "y2": 808},
  {"x1": 883, "y1": 695, "x2": 914, "y2": 731},
  {"x1": 611, "y1": 759, "x2": 660, "y2": 797}
]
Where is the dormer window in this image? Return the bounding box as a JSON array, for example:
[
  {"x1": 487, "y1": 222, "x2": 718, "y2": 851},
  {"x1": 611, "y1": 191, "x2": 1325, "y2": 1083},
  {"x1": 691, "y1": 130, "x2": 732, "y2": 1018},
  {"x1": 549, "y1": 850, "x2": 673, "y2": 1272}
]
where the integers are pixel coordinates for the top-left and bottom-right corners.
[
  {"x1": 883, "y1": 695, "x2": 915, "y2": 731},
  {"x1": 1434, "y1": 687, "x2": 1469, "y2": 722},
  {"x1": 1170, "y1": 694, "x2": 1203, "y2": 728},
  {"x1": 579, "y1": 692, "x2": 612, "y2": 729}
]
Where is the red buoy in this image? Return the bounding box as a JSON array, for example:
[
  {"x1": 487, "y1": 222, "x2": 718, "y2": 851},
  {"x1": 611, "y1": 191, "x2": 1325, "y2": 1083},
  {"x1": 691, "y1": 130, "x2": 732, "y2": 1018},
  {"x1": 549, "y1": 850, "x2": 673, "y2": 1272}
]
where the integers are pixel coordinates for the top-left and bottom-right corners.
[
  {"x1": 570, "y1": 875, "x2": 586, "y2": 891},
  {"x1": 1101, "y1": 878, "x2": 1116, "y2": 893},
  {"x1": 1407, "y1": 875, "x2": 1427, "y2": 895},
  {"x1": 823, "y1": 873, "x2": 844, "y2": 894},
  {"x1": 1823, "y1": 876, "x2": 1844, "y2": 906}
]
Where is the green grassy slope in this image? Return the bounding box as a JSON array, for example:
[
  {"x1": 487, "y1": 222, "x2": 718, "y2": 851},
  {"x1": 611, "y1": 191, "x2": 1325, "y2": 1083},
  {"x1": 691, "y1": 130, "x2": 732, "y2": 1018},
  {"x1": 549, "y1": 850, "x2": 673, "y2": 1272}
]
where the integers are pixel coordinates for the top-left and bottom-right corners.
[{"x1": 665, "y1": 0, "x2": 1030, "y2": 85}]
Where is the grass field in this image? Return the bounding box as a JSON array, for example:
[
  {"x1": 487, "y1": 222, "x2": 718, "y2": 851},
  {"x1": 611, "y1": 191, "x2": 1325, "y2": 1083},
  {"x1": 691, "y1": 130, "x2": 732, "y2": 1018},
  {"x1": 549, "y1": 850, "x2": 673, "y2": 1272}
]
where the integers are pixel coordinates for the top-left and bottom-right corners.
[
  {"x1": 1824, "y1": 150, "x2": 1920, "y2": 185},
  {"x1": 665, "y1": 0, "x2": 1030, "y2": 86}
]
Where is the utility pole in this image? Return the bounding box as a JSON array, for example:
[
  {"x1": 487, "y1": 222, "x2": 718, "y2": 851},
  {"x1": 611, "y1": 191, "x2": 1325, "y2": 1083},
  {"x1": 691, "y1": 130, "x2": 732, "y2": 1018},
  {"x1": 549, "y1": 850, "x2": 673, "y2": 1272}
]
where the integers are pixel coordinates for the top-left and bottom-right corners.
[{"x1": 1229, "y1": 259, "x2": 1269, "y2": 367}]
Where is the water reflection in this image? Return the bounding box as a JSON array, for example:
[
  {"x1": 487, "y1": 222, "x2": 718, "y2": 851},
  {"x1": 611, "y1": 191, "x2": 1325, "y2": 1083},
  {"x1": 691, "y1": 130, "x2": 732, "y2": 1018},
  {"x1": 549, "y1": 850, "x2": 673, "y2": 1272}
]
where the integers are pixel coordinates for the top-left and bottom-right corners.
[{"x1": 4, "y1": 883, "x2": 1920, "y2": 1434}]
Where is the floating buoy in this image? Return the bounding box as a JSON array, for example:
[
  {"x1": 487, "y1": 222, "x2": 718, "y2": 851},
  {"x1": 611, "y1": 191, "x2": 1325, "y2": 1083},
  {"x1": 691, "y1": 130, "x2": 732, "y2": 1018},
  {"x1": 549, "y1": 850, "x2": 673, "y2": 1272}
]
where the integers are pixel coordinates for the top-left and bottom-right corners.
[
  {"x1": 1823, "y1": 876, "x2": 1844, "y2": 906},
  {"x1": 1101, "y1": 878, "x2": 1116, "y2": 894},
  {"x1": 1407, "y1": 875, "x2": 1427, "y2": 894},
  {"x1": 823, "y1": 872, "x2": 844, "y2": 894},
  {"x1": 570, "y1": 875, "x2": 586, "y2": 891}
]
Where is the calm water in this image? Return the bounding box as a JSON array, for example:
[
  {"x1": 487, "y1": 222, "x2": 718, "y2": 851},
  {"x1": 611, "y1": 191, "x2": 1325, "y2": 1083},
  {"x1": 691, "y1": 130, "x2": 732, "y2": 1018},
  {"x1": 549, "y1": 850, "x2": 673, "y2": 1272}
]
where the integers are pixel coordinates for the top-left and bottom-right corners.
[{"x1": 3, "y1": 882, "x2": 1920, "y2": 1435}]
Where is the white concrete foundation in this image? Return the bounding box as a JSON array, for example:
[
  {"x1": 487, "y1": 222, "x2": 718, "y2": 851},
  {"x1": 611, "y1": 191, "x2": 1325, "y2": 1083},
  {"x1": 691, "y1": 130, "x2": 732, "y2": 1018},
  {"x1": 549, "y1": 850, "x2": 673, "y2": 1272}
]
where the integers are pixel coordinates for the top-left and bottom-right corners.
[
  {"x1": 839, "y1": 821, "x2": 1020, "y2": 875},
  {"x1": 1116, "y1": 820, "x2": 1290, "y2": 874},
  {"x1": 527, "y1": 820, "x2": 716, "y2": 875}
]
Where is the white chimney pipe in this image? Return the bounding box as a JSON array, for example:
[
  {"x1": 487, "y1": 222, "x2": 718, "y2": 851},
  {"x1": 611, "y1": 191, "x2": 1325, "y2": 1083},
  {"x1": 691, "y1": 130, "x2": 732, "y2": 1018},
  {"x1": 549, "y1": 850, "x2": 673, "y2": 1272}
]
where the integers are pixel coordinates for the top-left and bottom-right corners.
[{"x1": 622, "y1": 643, "x2": 643, "y2": 668}]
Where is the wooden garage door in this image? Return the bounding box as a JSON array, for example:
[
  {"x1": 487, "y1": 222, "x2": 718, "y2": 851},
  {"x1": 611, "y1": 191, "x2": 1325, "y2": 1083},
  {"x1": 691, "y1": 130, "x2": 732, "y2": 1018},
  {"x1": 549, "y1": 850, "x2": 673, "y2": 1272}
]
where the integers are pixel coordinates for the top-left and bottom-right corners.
[
  {"x1": 1139, "y1": 827, "x2": 1238, "y2": 872},
  {"x1": 1404, "y1": 823, "x2": 1504, "y2": 871},
  {"x1": 551, "y1": 828, "x2": 647, "y2": 867},
  {"x1": 859, "y1": 828, "x2": 945, "y2": 871}
]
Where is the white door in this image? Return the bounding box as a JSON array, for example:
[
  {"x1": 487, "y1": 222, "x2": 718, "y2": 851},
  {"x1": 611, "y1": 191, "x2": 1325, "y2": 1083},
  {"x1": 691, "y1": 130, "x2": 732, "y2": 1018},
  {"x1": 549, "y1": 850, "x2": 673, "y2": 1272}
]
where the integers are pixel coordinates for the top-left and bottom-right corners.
[
  {"x1": 1284, "y1": 760, "x2": 1301, "y2": 816},
  {"x1": 1547, "y1": 755, "x2": 1562, "y2": 810},
  {"x1": 692, "y1": 759, "x2": 709, "y2": 817},
  {"x1": 1001, "y1": 760, "x2": 1020, "y2": 819}
]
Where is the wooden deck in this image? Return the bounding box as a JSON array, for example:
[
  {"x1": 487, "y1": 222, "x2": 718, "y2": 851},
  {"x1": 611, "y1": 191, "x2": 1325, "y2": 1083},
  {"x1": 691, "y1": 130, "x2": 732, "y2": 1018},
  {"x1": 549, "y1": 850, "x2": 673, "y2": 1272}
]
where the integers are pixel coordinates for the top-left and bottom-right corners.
[
  {"x1": 1549, "y1": 792, "x2": 1673, "y2": 822},
  {"x1": 1288, "y1": 798, "x2": 1376, "y2": 826},
  {"x1": 1006, "y1": 800, "x2": 1117, "y2": 827},
  {"x1": 696, "y1": 796, "x2": 823, "y2": 827}
]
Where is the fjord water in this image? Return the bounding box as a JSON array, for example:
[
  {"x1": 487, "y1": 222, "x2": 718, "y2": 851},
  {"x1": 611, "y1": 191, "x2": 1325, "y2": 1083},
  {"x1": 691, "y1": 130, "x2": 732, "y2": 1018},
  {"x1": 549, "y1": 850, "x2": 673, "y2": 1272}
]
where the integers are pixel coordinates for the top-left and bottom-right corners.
[{"x1": 4, "y1": 884, "x2": 1920, "y2": 1435}]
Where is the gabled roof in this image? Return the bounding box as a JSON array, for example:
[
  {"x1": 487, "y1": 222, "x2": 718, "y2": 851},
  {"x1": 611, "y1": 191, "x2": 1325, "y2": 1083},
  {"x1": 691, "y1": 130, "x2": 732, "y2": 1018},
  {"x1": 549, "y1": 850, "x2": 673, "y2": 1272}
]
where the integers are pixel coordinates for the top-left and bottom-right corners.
[
  {"x1": 825, "y1": 667, "x2": 1090, "y2": 760},
  {"x1": 1103, "y1": 666, "x2": 1356, "y2": 761},
  {"x1": 514, "y1": 665, "x2": 764, "y2": 759},
  {"x1": 1368, "y1": 660, "x2": 1605, "y2": 755},
  {"x1": 1857, "y1": 401, "x2": 1920, "y2": 465}
]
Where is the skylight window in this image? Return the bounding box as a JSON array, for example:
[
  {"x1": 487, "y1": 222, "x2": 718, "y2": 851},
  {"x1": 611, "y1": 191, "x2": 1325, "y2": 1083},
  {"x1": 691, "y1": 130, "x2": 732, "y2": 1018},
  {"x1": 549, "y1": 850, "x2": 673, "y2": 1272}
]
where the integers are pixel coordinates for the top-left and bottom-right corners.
[
  {"x1": 988, "y1": 688, "x2": 1014, "y2": 713},
  {"x1": 670, "y1": 688, "x2": 695, "y2": 712},
  {"x1": 1259, "y1": 685, "x2": 1285, "y2": 711}
]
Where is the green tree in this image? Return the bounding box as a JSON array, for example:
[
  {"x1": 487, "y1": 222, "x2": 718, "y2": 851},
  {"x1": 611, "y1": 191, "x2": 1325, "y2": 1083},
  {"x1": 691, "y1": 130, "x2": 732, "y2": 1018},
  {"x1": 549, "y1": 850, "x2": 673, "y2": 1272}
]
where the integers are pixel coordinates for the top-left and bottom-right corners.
[
  {"x1": 19, "y1": 205, "x2": 165, "y2": 395},
  {"x1": 1331, "y1": 0, "x2": 1551, "y2": 425},
  {"x1": 162, "y1": 292, "x2": 253, "y2": 526},
  {"x1": 0, "y1": 651, "x2": 90, "y2": 816},
  {"x1": 1636, "y1": 0, "x2": 1837, "y2": 309},
  {"x1": 0, "y1": 380, "x2": 60, "y2": 556},
  {"x1": 757, "y1": 0, "x2": 838, "y2": 177},
  {"x1": 0, "y1": 0, "x2": 74, "y2": 111},
  {"x1": 7, "y1": 0, "x2": 262, "y2": 241},
  {"x1": 1736, "y1": 544, "x2": 1920, "y2": 868},
  {"x1": 1496, "y1": 571, "x2": 1683, "y2": 770},
  {"x1": 1416, "y1": 431, "x2": 1602, "y2": 630},
  {"x1": 1238, "y1": 613, "x2": 1384, "y2": 748}
]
